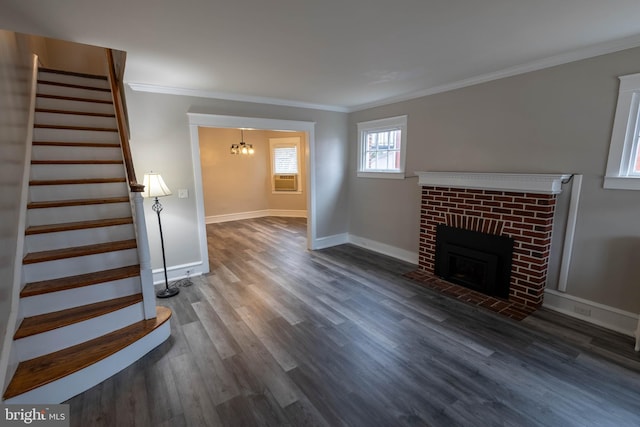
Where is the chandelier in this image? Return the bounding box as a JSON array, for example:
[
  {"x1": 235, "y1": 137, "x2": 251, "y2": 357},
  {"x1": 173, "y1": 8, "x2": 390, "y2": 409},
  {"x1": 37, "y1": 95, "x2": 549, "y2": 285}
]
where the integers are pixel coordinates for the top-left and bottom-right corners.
[{"x1": 230, "y1": 129, "x2": 254, "y2": 155}]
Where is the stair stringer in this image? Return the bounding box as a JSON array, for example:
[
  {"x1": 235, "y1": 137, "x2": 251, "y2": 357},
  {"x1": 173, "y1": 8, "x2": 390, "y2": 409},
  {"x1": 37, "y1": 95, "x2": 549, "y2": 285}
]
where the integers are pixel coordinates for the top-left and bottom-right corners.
[{"x1": 0, "y1": 54, "x2": 39, "y2": 405}]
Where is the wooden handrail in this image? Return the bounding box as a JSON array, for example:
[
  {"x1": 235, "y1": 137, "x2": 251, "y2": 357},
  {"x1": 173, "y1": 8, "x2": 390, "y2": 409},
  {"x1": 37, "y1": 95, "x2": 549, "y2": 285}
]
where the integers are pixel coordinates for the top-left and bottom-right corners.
[{"x1": 105, "y1": 48, "x2": 144, "y2": 193}]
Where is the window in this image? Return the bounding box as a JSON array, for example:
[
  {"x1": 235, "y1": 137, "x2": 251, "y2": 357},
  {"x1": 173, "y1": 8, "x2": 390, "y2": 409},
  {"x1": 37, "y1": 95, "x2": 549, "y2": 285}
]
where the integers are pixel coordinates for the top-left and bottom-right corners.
[
  {"x1": 604, "y1": 72, "x2": 640, "y2": 190},
  {"x1": 357, "y1": 115, "x2": 407, "y2": 179},
  {"x1": 270, "y1": 137, "x2": 302, "y2": 193}
]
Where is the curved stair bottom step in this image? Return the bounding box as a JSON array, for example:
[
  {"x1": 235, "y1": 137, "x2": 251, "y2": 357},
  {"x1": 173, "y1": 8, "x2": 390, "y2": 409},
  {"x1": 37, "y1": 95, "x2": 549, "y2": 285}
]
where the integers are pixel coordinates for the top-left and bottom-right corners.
[{"x1": 3, "y1": 307, "x2": 171, "y2": 404}]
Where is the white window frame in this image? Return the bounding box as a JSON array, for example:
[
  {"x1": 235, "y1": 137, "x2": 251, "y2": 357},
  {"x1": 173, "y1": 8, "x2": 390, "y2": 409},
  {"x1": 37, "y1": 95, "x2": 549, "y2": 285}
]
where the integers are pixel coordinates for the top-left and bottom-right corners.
[
  {"x1": 357, "y1": 115, "x2": 407, "y2": 179},
  {"x1": 604, "y1": 72, "x2": 640, "y2": 190},
  {"x1": 269, "y1": 137, "x2": 302, "y2": 194}
]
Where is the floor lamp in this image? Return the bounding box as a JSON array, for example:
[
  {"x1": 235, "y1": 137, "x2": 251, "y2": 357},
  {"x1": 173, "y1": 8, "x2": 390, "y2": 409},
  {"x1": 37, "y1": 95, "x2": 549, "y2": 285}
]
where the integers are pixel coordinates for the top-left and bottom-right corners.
[{"x1": 142, "y1": 172, "x2": 179, "y2": 298}]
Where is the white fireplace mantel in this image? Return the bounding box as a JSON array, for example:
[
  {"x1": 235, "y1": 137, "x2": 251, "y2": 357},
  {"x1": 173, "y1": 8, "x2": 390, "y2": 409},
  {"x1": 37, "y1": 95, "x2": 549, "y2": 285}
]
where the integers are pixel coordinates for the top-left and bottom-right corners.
[{"x1": 416, "y1": 172, "x2": 572, "y2": 194}]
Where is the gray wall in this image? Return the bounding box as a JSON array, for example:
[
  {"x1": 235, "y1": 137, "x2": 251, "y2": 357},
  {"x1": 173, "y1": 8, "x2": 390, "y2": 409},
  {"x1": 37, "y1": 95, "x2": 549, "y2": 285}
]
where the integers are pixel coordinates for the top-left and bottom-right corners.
[
  {"x1": 126, "y1": 89, "x2": 349, "y2": 270},
  {"x1": 0, "y1": 30, "x2": 35, "y2": 373},
  {"x1": 348, "y1": 47, "x2": 640, "y2": 313}
]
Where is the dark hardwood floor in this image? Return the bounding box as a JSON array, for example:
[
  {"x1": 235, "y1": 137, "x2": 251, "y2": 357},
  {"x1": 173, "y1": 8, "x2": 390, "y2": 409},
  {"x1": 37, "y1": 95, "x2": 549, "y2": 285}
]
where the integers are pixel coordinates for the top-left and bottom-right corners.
[{"x1": 66, "y1": 217, "x2": 640, "y2": 426}]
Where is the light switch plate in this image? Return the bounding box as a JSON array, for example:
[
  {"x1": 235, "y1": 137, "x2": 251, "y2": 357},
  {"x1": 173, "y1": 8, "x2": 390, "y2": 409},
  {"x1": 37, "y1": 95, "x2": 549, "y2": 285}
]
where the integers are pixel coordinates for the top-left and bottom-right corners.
[{"x1": 178, "y1": 189, "x2": 188, "y2": 199}]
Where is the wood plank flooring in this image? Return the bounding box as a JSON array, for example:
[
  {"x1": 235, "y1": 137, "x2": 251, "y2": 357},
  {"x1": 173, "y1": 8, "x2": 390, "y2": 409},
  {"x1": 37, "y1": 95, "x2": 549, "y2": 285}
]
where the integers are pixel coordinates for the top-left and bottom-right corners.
[{"x1": 66, "y1": 217, "x2": 640, "y2": 426}]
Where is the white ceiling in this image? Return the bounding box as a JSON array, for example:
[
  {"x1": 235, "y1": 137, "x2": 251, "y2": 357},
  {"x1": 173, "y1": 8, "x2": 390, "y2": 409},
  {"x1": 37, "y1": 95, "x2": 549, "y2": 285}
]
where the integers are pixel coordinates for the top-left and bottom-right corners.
[{"x1": 3, "y1": 0, "x2": 640, "y2": 111}]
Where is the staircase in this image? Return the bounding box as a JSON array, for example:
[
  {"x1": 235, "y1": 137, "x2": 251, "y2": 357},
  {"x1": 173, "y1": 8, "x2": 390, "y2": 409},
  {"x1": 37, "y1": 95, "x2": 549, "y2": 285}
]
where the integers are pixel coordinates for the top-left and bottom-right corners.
[{"x1": 2, "y1": 67, "x2": 171, "y2": 403}]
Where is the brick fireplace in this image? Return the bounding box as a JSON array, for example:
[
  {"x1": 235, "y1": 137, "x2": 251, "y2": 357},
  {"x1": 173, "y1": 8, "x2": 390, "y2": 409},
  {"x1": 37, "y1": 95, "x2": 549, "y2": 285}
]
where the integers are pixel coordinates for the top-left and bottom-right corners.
[{"x1": 406, "y1": 172, "x2": 570, "y2": 320}]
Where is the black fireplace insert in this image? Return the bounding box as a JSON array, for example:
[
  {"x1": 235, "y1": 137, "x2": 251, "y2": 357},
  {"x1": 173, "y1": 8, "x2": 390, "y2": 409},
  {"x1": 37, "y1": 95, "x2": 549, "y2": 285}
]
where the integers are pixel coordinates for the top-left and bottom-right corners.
[{"x1": 434, "y1": 225, "x2": 514, "y2": 298}]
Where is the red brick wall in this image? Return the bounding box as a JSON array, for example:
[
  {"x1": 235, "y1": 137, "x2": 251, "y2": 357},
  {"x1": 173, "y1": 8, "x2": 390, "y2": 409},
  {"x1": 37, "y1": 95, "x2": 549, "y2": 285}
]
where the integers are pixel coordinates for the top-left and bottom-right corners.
[{"x1": 419, "y1": 187, "x2": 557, "y2": 309}]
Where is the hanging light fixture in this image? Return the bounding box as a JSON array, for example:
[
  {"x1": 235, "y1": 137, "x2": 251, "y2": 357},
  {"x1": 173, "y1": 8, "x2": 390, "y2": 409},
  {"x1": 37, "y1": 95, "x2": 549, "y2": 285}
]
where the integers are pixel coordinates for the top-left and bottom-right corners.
[{"x1": 230, "y1": 129, "x2": 254, "y2": 155}]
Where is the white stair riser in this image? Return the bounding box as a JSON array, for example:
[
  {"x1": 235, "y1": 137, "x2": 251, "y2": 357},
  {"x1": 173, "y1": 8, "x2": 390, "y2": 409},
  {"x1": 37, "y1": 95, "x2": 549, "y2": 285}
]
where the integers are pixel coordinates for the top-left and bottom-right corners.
[
  {"x1": 35, "y1": 112, "x2": 117, "y2": 129},
  {"x1": 32, "y1": 146, "x2": 122, "y2": 162},
  {"x1": 4, "y1": 322, "x2": 170, "y2": 404},
  {"x1": 38, "y1": 72, "x2": 110, "y2": 90},
  {"x1": 20, "y1": 276, "x2": 142, "y2": 317},
  {"x1": 15, "y1": 302, "x2": 145, "y2": 361},
  {"x1": 30, "y1": 163, "x2": 125, "y2": 180},
  {"x1": 37, "y1": 83, "x2": 112, "y2": 102},
  {"x1": 23, "y1": 248, "x2": 139, "y2": 283},
  {"x1": 33, "y1": 128, "x2": 119, "y2": 144},
  {"x1": 27, "y1": 202, "x2": 132, "y2": 226},
  {"x1": 25, "y1": 224, "x2": 135, "y2": 252},
  {"x1": 36, "y1": 96, "x2": 115, "y2": 115},
  {"x1": 29, "y1": 182, "x2": 128, "y2": 202}
]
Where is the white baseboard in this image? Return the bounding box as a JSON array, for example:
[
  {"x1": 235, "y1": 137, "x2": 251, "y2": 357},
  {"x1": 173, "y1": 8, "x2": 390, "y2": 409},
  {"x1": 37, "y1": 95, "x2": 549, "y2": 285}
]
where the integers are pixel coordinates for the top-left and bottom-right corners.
[
  {"x1": 205, "y1": 209, "x2": 307, "y2": 224},
  {"x1": 310, "y1": 232, "x2": 418, "y2": 265},
  {"x1": 269, "y1": 209, "x2": 307, "y2": 218},
  {"x1": 544, "y1": 289, "x2": 639, "y2": 337},
  {"x1": 152, "y1": 261, "x2": 204, "y2": 284},
  {"x1": 313, "y1": 233, "x2": 349, "y2": 250},
  {"x1": 348, "y1": 234, "x2": 419, "y2": 265}
]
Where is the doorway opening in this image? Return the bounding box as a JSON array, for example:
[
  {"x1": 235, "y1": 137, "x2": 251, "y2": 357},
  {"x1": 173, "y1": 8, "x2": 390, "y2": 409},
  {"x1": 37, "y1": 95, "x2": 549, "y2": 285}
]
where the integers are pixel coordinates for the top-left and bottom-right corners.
[{"x1": 187, "y1": 113, "x2": 316, "y2": 274}]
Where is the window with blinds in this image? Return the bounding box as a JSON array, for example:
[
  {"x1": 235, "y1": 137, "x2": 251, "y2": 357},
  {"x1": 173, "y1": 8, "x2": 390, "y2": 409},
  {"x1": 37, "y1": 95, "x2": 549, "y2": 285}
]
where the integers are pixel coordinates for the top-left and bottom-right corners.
[{"x1": 270, "y1": 137, "x2": 302, "y2": 193}]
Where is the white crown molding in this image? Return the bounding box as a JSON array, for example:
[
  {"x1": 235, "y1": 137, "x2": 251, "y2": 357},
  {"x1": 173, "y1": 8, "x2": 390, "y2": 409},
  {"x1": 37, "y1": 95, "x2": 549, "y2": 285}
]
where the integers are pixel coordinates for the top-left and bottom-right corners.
[
  {"x1": 416, "y1": 172, "x2": 572, "y2": 194},
  {"x1": 127, "y1": 82, "x2": 349, "y2": 113},
  {"x1": 129, "y1": 33, "x2": 640, "y2": 114},
  {"x1": 349, "y1": 34, "x2": 640, "y2": 112}
]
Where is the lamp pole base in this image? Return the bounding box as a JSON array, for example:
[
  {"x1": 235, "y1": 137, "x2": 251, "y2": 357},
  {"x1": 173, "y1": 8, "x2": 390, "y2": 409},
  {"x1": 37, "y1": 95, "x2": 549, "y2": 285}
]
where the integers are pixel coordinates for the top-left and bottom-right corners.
[{"x1": 156, "y1": 286, "x2": 180, "y2": 298}]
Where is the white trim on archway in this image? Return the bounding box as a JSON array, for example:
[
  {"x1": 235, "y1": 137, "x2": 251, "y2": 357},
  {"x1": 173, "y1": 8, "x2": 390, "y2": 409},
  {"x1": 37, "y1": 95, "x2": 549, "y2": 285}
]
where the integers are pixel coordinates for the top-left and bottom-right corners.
[{"x1": 187, "y1": 113, "x2": 317, "y2": 274}]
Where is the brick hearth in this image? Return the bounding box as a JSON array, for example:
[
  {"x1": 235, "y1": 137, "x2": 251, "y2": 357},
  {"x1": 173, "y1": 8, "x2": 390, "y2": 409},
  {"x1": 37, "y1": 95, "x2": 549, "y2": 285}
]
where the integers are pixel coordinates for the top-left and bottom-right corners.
[
  {"x1": 410, "y1": 183, "x2": 560, "y2": 319},
  {"x1": 404, "y1": 269, "x2": 533, "y2": 320}
]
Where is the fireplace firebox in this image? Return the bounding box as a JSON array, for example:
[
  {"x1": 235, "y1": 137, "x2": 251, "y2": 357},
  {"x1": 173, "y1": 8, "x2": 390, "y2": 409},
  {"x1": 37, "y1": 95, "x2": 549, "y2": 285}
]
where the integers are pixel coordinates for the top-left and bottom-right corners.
[{"x1": 434, "y1": 225, "x2": 514, "y2": 299}]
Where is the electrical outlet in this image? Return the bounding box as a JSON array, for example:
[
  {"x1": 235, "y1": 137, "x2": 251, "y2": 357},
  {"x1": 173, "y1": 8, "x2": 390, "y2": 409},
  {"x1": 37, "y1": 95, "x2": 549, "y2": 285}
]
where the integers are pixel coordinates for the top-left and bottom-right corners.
[
  {"x1": 573, "y1": 306, "x2": 591, "y2": 316},
  {"x1": 178, "y1": 189, "x2": 189, "y2": 199}
]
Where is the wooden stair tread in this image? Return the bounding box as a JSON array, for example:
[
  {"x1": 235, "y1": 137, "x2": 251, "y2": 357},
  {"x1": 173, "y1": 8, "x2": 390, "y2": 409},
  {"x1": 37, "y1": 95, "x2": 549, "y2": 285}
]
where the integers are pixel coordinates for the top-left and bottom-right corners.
[
  {"x1": 23, "y1": 239, "x2": 137, "y2": 264},
  {"x1": 29, "y1": 177, "x2": 126, "y2": 185},
  {"x1": 21, "y1": 265, "x2": 140, "y2": 297},
  {"x1": 39, "y1": 67, "x2": 108, "y2": 81},
  {"x1": 3, "y1": 306, "x2": 171, "y2": 400},
  {"x1": 34, "y1": 124, "x2": 117, "y2": 132},
  {"x1": 28, "y1": 196, "x2": 130, "y2": 209},
  {"x1": 35, "y1": 107, "x2": 115, "y2": 118},
  {"x1": 15, "y1": 293, "x2": 144, "y2": 339},
  {"x1": 38, "y1": 80, "x2": 111, "y2": 93},
  {"x1": 32, "y1": 141, "x2": 120, "y2": 148},
  {"x1": 31, "y1": 159, "x2": 123, "y2": 165},
  {"x1": 25, "y1": 217, "x2": 133, "y2": 235},
  {"x1": 36, "y1": 94, "x2": 113, "y2": 105}
]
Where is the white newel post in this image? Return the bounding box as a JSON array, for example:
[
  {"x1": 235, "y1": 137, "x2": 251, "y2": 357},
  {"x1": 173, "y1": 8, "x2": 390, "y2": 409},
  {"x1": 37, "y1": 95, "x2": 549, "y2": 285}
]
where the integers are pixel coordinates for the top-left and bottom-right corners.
[{"x1": 132, "y1": 192, "x2": 157, "y2": 319}]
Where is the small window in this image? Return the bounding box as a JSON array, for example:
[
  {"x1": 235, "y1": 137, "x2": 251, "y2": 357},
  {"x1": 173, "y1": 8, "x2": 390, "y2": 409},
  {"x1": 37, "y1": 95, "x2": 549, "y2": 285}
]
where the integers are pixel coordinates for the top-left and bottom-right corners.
[
  {"x1": 604, "y1": 72, "x2": 640, "y2": 190},
  {"x1": 270, "y1": 137, "x2": 302, "y2": 193},
  {"x1": 357, "y1": 115, "x2": 407, "y2": 179}
]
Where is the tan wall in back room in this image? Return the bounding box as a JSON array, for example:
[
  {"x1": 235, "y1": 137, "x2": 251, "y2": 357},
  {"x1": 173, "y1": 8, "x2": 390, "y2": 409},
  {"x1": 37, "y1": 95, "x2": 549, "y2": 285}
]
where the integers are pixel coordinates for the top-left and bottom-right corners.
[{"x1": 199, "y1": 127, "x2": 307, "y2": 218}]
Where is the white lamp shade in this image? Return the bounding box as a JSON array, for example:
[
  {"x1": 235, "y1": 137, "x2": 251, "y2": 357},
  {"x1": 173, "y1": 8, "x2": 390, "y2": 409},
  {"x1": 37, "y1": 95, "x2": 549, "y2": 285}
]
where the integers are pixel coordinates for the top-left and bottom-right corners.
[{"x1": 142, "y1": 173, "x2": 172, "y2": 198}]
